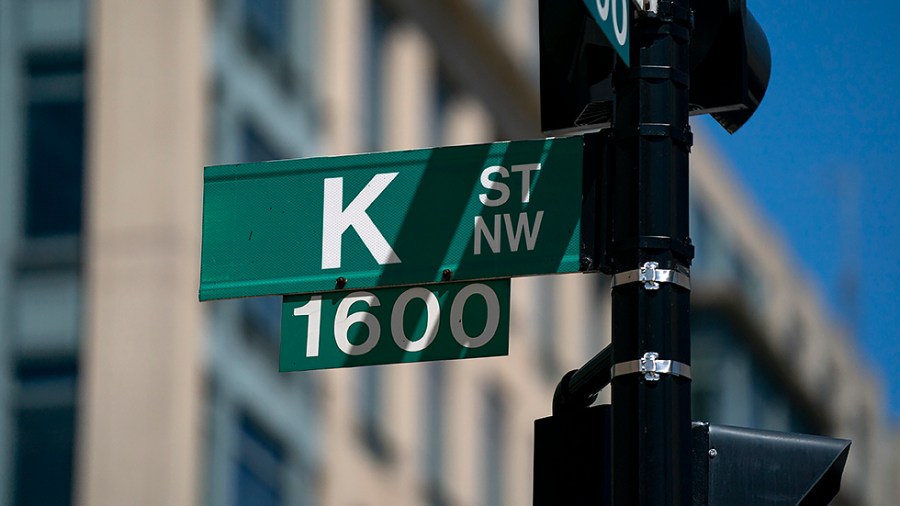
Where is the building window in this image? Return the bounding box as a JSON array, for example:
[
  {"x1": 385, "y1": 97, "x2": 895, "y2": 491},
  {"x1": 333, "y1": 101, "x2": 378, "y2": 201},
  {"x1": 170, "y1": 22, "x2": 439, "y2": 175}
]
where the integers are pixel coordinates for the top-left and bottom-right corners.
[
  {"x1": 690, "y1": 201, "x2": 729, "y2": 279},
  {"x1": 422, "y1": 363, "x2": 448, "y2": 505},
  {"x1": 292, "y1": 0, "x2": 318, "y2": 103},
  {"x1": 241, "y1": 0, "x2": 296, "y2": 92},
  {"x1": 12, "y1": 361, "x2": 78, "y2": 506},
  {"x1": 235, "y1": 415, "x2": 284, "y2": 506},
  {"x1": 364, "y1": 0, "x2": 394, "y2": 151},
  {"x1": 292, "y1": 459, "x2": 319, "y2": 506},
  {"x1": 691, "y1": 310, "x2": 815, "y2": 432},
  {"x1": 243, "y1": 0, "x2": 288, "y2": 57},
  {"x1": 730, "y1": 253, "x2": 763, "y2": 310},
  {"x1": 483, "y1": 385, "x2": 505, "y2": 506},
  {"x1": 690, "y1": 317, "x2": 719, "y2": 422},
  {"x1": 359, "y1": 366, "x2": 392, "y2": 461},
  {"x1": 241, "y1": 296, "x2": 282, "y2": 352},
  {"x1": 241, "y1": 121, "x2": 282, "y2": 163},
  {"x1": 536, "y1": 277, "x2": 559, "y2": 381},
  {"x1": 23, "y1": 53, "x2": 85, "y2": 238},
  {"x1": 430, "y1": 68, "x2": 456, "y2": 147}
]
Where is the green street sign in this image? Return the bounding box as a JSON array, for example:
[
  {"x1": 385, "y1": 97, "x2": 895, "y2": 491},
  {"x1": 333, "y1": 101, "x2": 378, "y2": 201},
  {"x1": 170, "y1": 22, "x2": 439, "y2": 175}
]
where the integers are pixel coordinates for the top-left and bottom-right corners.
[
  {"x1": 581, "y1": 0, "x2": 631, "y2": 65},
  {"x1": 200, "y1": 136, "x2": 584, "y2": 301},
  {"x1": 281, "y1": 279, "x2": 510, "y2": 371}
]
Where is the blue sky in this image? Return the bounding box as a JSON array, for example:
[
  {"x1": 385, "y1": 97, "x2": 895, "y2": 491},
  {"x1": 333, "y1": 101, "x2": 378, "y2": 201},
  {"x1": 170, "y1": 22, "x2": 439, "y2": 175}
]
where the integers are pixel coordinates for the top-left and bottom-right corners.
[{"x1": 697, "y1": 0, "x2": 900, "y2": 419}]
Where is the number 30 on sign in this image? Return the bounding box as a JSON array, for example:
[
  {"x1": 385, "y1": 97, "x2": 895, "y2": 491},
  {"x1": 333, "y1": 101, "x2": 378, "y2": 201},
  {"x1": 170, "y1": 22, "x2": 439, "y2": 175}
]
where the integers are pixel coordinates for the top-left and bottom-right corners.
[{"x1": 280, "y1": 280, "x2": 510, "y2": 371}]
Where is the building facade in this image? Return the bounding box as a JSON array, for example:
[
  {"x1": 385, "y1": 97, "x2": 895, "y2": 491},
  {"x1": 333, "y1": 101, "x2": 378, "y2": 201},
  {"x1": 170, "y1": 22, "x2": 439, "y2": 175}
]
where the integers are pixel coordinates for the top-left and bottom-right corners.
[{"x1": 0, "y1": 0, "x2": 896, "y2": 505}]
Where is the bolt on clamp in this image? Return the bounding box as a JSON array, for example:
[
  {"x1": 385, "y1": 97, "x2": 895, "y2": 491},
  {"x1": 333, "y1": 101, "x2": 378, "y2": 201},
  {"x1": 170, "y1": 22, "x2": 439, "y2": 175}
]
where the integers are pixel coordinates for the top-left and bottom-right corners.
[
  {"x1": 612, "y1": 352, "x2": 692, "y2": 382},
  {"x1": 611, "y1": 261, "x2": 691, "y2": 291}
]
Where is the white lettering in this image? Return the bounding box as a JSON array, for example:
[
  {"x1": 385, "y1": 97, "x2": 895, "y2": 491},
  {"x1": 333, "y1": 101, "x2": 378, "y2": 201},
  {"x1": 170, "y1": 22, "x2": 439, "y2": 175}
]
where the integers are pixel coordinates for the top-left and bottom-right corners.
[
  {"x1": 614, "y1": 0, "x2": 628, "y2": 46},
  {"x1": 322, "y1": 173, "x2": 401, "y2": 269},
  {"x1": 478, "y1": 166, "x2": 510, "y2": 207},
  {"x1": 289, "y1": 283, "x2": 503, "y2": 360},
  {"x1": 596, "y1": 0, "x2": 610, "y2": 20},
  {"x1": 504, "y1": 211, "x2": 544, "y2": 252},
  {"x1": 450, "y1": 283, "x2": 500, "y2": 349},
  {"x1": 474, "y1": 215, "x2": 502, "y2": 255},
  {"x1": 391, "y1": 288, "x2": 440, "y2": 352},
  {"x1": 293, "y1": 296, "x2": 323, "y2": 357},
  {"x1": 594, "y1": 0, "x2": 627, "y2": 47},
  {"x1": 510, "y1": 163, "x2": 540, "y2": 203},
  {"x1": 334, "y1": 292, "x2": 381, "y2": 355}
]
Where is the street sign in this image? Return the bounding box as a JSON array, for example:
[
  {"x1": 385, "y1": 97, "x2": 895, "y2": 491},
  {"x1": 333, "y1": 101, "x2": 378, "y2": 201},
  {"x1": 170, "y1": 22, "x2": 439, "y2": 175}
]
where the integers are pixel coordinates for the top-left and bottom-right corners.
[
  {"x1": 280, "y1": 279, "x2": 510, "y2": 371},
  {"x1": 581, "y1": 0, "x2": 631, "y2": 65},
  {"x1": 200, "y1": 136, "x2": 584, "y2": 301}
]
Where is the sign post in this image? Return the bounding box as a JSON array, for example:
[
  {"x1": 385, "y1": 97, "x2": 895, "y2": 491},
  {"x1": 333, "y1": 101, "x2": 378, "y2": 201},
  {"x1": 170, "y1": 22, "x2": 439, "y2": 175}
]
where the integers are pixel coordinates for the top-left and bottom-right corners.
[{"x1": 607, "y1": 3, "x2": 694, "y2": 503}]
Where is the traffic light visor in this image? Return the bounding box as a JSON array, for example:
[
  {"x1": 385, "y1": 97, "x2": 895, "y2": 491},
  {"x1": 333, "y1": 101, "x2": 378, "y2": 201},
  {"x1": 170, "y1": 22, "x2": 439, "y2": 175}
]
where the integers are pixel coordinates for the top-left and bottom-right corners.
[{"x1": 693, "y1": 423, "x2": 851, "y2": 506}]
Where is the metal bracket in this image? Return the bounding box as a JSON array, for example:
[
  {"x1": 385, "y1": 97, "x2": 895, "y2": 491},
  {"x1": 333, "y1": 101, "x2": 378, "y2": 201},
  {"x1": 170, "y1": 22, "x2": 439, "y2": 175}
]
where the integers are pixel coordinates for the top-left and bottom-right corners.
[
  {"x1": 612, "y1": 352, "x2": 692, "y2": 382},
  {"x1": 612, "y1": 262, "x2": 691, "y2": 291},
  {"x1": 631, "y1": 0, "x2": 658, "y2": 12},
  {"x1": 637, "y1": 0, "x2": 659, "y2": 13}
]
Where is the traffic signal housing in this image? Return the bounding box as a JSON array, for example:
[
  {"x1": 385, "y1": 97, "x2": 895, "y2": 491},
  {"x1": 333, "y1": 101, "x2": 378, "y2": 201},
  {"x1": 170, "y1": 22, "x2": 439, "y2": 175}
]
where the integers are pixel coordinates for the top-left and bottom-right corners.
[
  {"x1": 689, "y1": 0, "x2": 772, "y2": 133},
  {"x1": 533, "y1": 405, "x2": 612, "y2": 505},
  {"x1": 692, "y1": 423, "x2": 851, "y2": 505},
  {"x1": 538, "y1": 0, "x2": 617, "y2": 135},
  {"x1": 533, "y1": 409, "x2": 851, "y2": 505},
  {"x1": 538, "y1": 0, "x2": 772, "y2": 134}
]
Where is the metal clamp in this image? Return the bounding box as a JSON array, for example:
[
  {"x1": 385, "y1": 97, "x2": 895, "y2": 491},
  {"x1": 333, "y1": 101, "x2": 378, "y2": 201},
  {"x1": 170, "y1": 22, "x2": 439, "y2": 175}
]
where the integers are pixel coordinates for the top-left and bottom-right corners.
[
  {"x1": 612, "y1": 352, "x2": 692, "y2": 382},
  {"x1": 612, "y1": 262, "x2": 691, "y2": 291},
  {"x1": 634, "y1": 0, "x2": 659, "y2": 13}
]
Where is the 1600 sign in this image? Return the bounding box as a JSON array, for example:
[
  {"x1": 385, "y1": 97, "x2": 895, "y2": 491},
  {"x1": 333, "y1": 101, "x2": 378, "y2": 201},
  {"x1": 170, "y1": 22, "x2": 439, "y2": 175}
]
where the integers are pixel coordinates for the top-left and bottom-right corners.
[{"x1": 280, "y1": 279, "x2": 510, "y2": 371}]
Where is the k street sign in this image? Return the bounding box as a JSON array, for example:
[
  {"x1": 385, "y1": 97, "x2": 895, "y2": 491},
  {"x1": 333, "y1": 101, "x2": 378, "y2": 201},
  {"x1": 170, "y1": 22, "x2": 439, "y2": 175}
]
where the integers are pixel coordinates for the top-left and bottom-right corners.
[{"x1": 199, "y1": 136, "x2": 584, "y2": 301}]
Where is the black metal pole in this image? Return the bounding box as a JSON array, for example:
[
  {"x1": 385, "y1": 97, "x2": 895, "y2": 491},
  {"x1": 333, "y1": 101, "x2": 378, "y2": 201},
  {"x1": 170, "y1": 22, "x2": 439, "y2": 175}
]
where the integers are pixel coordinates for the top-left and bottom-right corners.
[{"x1": 609, "y1": 2, "x2": 693, "y2": 504}]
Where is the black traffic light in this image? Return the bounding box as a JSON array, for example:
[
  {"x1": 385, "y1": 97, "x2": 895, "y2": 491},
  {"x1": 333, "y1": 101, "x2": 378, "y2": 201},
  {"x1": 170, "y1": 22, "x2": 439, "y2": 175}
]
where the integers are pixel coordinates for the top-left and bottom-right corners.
[
  {"x1": 534, "y1": 415, "x2": 851, "y2": 506},
  {"x1": 539, "y1": 0, "x2": 772, "y2": 135},
  {"x1": 533, "y1": 404, "x2": 611, "y2": 505},
  {"x1": 692, "y1": 423, "x2": 851, "y2": 505},
  {"x1": 690, "y1": 0, "x2": 772, "y2": 133},
  {"x1": 538, "y1": 0, "x2": 616, "y2": 135},
  {"x1": 535, "y1": 363, "x2": 850, "y2": 506}
]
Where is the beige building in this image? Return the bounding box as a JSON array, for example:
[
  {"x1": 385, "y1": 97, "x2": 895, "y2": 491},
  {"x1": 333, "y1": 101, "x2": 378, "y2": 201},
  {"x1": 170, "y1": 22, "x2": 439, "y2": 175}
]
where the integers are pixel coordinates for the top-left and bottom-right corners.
[{"x1": 0, "y1": 0, "x2": 896, "y2": 505}]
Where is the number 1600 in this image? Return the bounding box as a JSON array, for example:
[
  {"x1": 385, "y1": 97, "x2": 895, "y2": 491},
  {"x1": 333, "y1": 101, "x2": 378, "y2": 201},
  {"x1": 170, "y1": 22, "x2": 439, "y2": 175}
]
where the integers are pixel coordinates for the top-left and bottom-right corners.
[{"x1": 292, "y1": 283, "x2": 502, "y2": 358}]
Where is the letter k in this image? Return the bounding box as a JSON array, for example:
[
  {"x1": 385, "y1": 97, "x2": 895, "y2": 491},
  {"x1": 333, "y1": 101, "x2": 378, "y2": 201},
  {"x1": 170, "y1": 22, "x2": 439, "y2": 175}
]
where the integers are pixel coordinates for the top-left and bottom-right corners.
[{"x1": 321, "y1": 173, "x2": 401, "y2": 269}]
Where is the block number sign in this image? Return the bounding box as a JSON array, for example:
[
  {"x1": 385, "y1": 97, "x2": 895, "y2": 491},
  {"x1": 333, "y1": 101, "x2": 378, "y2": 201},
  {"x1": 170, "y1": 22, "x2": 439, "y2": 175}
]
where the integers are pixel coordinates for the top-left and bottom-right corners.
[{"x1": 280, "y1": 279, "x2": 511, "y2": 371}]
